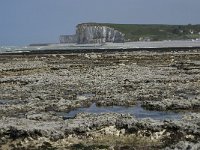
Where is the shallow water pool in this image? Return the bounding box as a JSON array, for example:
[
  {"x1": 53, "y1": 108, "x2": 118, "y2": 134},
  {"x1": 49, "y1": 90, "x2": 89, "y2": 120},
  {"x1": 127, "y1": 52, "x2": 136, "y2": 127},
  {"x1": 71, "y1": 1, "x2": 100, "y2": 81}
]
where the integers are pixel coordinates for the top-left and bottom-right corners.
[{"x1": 60, "y1": 103, "x2": 182, "y2": 120}]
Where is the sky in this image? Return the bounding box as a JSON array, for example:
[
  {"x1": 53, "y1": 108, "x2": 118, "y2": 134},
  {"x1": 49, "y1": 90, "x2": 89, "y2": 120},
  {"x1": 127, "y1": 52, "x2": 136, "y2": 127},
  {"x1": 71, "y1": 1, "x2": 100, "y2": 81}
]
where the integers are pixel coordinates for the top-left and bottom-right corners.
[{"x1": 0, "y1": 0, "x2": 200, "y2": 46}]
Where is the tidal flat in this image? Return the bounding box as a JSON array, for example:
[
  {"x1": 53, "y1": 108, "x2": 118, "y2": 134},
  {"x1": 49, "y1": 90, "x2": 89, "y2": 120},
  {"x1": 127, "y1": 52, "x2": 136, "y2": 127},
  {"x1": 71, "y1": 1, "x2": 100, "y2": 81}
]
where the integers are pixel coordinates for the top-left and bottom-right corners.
[{"x1": 0, "y1": 49, "x2": 200, "y2": 149}]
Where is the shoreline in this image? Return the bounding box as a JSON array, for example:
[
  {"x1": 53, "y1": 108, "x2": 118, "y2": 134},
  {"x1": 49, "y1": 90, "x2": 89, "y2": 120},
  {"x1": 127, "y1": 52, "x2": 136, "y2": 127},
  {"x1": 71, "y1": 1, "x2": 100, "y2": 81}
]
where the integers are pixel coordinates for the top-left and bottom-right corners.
[
  {"x1": 1, "y1": 46, "x2": 200, "y2": 56},
  {"x1": 1, "y1": 40, "x2": 200, "y2": 55}
]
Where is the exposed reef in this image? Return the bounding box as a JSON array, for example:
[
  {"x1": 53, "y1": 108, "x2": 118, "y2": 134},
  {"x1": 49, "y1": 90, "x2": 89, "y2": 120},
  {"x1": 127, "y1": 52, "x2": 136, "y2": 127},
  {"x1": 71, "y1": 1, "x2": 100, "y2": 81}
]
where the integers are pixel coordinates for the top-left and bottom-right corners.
[{"x1": 0, "y1": 49, "x2": 200, "y2": 149}]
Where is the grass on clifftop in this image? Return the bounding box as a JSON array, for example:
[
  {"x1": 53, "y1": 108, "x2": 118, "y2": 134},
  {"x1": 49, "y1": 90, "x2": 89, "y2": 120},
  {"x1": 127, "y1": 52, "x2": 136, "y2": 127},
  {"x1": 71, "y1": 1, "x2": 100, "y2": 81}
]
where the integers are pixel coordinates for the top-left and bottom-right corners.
[{"x1": 97, "y1": 23, "x2": 200, "y2": 41}]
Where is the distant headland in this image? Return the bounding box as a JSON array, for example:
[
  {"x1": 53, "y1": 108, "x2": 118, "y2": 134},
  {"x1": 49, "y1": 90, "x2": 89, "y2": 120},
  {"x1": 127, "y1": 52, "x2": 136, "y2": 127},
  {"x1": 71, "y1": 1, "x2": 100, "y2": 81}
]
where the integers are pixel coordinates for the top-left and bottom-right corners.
[{"x1": 60, "y1": 23, "x2": 200, "y2": 44}]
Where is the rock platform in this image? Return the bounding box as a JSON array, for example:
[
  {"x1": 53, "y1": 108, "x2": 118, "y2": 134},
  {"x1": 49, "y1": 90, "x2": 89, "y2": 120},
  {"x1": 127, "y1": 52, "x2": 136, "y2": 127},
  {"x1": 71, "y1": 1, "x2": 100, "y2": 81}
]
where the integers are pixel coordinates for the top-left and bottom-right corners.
[{"x1": 0, "y1": 50, "x2": 200, "y2": 149}]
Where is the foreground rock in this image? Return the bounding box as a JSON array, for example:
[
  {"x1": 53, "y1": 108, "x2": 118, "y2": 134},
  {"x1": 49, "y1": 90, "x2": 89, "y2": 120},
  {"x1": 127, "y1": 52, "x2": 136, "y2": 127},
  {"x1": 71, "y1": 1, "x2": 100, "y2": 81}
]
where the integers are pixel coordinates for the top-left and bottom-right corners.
[
  {"x1": 0, "y1": 50, "x2": 200, "y2": 149},
  {"x1": 0, "y1": 112, "x2": 200, "y2": 149}
]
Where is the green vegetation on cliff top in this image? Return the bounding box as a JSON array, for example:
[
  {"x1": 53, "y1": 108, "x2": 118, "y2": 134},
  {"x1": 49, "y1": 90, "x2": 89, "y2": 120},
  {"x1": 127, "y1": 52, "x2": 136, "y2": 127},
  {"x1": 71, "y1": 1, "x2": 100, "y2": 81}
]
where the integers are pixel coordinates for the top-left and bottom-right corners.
[{"x1": 96, "y1": 23, "x2": 200, "y2": 41}]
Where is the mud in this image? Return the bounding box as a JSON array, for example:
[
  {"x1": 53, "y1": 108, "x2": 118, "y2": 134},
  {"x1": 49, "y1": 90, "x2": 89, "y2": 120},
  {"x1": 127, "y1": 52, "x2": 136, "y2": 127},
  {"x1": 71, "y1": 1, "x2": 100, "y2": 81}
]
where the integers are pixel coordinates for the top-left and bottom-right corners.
[{"x1": 0, "y1": 50, "x2": 200, "y2": 149}]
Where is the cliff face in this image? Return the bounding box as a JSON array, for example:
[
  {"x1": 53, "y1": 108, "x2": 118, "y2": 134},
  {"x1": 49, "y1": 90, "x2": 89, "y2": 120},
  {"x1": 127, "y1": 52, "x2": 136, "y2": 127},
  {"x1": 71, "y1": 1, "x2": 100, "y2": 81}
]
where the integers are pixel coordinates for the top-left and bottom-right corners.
[
  {"x1": 59, "y1": 23, "x2": 125, "y2": 44},
  {"x1": 76, "y1": 24, "x2": 125, "y2": 44},
  {"x1": 59, "y1": 35, "x2": 77, "y2": 44}
]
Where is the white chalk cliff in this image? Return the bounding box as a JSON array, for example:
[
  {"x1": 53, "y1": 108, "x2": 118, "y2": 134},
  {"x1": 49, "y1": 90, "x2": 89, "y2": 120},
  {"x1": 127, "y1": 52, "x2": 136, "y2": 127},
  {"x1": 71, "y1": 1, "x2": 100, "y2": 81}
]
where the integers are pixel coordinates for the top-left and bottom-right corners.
[{"x1": 60, "y1": 23, "x2": 125, "y2": 44}]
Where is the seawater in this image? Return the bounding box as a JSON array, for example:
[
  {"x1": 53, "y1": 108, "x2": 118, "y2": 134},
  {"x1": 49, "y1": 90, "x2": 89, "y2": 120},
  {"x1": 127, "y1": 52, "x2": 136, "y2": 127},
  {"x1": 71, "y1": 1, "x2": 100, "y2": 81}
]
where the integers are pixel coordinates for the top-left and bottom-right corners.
[{"x1": 0, "y1": 46, "x2": 30, "y2": 53}]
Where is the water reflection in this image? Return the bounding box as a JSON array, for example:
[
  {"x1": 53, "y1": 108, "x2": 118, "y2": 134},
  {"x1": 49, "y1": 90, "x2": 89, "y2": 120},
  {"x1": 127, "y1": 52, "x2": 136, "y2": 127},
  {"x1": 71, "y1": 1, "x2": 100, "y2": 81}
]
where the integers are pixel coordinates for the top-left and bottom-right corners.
[{"x1": 60, "y1": 103, "x2": 182, "y2": 120}]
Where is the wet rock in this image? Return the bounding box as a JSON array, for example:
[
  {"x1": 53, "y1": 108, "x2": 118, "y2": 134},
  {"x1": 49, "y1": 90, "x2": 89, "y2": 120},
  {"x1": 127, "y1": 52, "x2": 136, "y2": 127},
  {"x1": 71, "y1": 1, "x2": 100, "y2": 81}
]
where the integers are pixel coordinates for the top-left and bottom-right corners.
[
  {"x1": 165, "y1": 141, "x2": 200, "y2": 150},
  {"x1": 100, "y1": 126, "x2": 120, "y2": 136},
  {"x1": 143, "y1": 98, "x2": 200, "y2": 111},
  {"x1": 0, "y1": 112, "x2": 199, "y2": 149},
  {"x1": 0, "y1": 117, "x2": 65, "y2": 140},
  {"x1": 1, "y1": 51, "x2": 200, "y2": 149},
  {"x1": 25, "y1": 111, "x2": 63, "y2": 121},
  {"x1": 182, "y1": 113, "x2": 200, "y2": 126}
]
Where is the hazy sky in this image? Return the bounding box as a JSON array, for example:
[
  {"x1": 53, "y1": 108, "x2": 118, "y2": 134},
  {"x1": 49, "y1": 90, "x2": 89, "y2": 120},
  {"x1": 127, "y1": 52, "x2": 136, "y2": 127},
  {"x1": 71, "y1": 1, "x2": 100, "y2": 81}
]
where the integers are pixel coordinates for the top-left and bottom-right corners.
[{"x1": 1, "y1": 0, "x2": 200, "y2": 45}]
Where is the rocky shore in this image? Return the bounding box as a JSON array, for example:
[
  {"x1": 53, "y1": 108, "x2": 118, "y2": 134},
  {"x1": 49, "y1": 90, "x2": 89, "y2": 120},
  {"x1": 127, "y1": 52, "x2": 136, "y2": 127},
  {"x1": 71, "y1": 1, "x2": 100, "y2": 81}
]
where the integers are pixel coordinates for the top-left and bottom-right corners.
[{"x1": 0, "y1": 50, "x2": 200, "y2": 149}]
